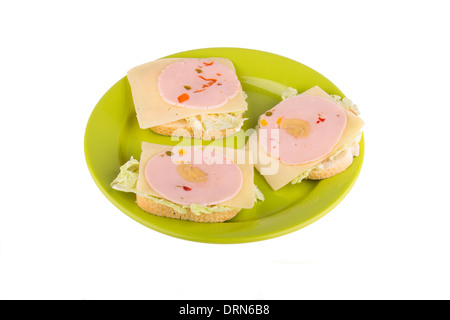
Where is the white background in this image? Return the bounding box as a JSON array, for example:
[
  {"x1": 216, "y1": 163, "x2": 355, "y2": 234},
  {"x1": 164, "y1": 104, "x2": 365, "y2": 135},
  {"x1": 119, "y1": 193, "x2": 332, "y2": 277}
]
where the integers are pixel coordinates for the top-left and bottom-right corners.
[{"x1": 1, "y1": 0, "x2": 449, "y2": 300}]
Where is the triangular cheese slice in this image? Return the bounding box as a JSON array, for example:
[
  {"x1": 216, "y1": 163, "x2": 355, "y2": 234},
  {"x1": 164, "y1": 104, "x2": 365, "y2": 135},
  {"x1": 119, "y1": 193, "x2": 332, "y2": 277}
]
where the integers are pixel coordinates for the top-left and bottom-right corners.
[
  {"x1": 127, "y1": 58, "x2": 248, "y2": 128},
  {"x1": 250, "y1": 86, "x2": 364, "y2": 190}
]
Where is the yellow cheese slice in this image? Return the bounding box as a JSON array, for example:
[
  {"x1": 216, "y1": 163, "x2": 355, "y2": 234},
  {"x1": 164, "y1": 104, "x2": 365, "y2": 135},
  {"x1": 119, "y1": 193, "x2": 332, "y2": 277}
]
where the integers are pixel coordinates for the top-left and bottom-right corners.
[
  {"x1": 127, "y1": 58, "x2": 248, "y2": 128},
  {"x1": 136, "y1": 142, "x2": 255, "y2": 209},
  {"x1": 250, "y1": 86, "x2": 365, "y2": 190}
]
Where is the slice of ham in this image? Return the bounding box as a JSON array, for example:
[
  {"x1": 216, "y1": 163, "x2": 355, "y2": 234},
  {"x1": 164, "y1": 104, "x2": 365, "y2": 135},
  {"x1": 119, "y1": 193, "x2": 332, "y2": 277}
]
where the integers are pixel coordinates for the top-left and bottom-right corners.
[
  {"x1": 144, "y1": 147, "x2": 243, "y2": 206},
  {"x1": 259, "y1": 95, "x2": 347, "y2": 165},
  {"x1": 157, "y1": 59, "x2": 240, "y2": 109}
]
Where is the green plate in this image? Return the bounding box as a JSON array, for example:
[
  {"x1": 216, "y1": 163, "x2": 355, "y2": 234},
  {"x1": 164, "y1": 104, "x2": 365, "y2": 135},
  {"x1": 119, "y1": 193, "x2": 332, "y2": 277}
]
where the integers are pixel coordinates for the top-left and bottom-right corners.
[{"x1": 84, "y1": 47, "x2": 364, "y2": 243}]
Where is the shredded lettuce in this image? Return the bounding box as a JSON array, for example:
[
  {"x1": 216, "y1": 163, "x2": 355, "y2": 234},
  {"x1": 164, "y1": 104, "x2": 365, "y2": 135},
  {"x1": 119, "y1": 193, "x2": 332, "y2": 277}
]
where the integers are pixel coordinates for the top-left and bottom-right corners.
[
  {"x1": 327, "y1": 133, "x2": 362, "y2": 161},
  {"x1": 189, "y1": 203, "x2": 233, "y2": 215},
  {"x1": 254, "y1": 185, "x2": 265, "y2": 202},
  {"x1": 185, "y1": 116, "x2": 204, "y2": 132},
  {"x1": 185, "y1": 111, "x2": 247, "y2": 133},
  {"x1": 329, "y1": 94, "x2": 361, "y2": 115},
  {"x1": 184, "y1": 91, "x2": 249, "y2": 133},
  {"x1": 111, "y1": 158, "x2": 263, "y2": 216},
  {"x1": 202, "y1": 112, "x2": 247, "y2": 131},
  {"x1": 281, "y1": 87, "x2": 298, "y2": 100},
  {"x1": 290, "y1": 164, "x2": 325, "y2": 184},
  {"x1": 110, "y1": 157, "x2": 140, "y2": 192}
]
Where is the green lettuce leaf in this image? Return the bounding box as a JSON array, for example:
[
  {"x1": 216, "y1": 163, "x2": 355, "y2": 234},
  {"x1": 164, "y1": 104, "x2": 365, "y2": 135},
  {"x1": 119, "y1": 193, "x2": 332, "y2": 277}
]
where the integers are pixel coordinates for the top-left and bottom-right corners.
[
  {"x1": 110, "y1": 157, "x2": 140, "y2": 192},
  {"x1": 184, "y1": 90, "x2": 249, "y2": 133},
  {"x1": 329, "y1": 94, "x2": 361, "y2": 115},
  {"x1": 290, "y1": 164, "x2": 325, "y2": 184},
  {"x1": 281, "y1": 87, "x2": 298, "y2": 100},
  {"x1": 254, "y1": 185, "x2": 265, "y2": 202},
  {"x1": 185, "y1": 111, "x2": 247, "y2": 132}
]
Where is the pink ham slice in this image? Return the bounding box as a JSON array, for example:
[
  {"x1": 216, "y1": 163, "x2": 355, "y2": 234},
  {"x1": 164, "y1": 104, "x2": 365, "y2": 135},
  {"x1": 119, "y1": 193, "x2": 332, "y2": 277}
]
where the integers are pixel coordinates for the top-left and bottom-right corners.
[
  {"x1": 145, "y1": 147, "x2": 243, "y2": 206},
  {"x1": 259, "y1": 95, "x2": 347, "y2": 165},
  {"x1": 157, "y1": 59, "x2": 240, "y2": 109}
]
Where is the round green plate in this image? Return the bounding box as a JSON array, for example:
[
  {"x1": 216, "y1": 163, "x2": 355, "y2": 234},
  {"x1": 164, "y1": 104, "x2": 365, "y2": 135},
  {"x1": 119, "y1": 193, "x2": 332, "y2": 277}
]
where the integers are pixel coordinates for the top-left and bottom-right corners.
[{"x1": 84, "y1": 48, "x2": 364, "y2": 243}]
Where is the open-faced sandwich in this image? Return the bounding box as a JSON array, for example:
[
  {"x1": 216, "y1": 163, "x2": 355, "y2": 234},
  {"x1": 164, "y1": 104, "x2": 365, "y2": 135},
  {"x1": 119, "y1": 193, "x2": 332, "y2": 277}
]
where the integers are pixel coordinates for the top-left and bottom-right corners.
[
  {"x1": 111, "y1": 142, "x2": 264, "y2": 222},
  {"x1": 250, "y1": 86, "x2": 364, "y2": 191},
  {"x1": 127, "y1": 58, "x2": 248, "y2": 140}
]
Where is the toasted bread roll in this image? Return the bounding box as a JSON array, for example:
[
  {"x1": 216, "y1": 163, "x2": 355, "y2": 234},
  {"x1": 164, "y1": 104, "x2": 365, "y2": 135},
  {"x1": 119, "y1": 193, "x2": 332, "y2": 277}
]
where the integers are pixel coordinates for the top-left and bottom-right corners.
[{"x1": 136, "y1": 195, "x2": 240, "y2": 223}]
